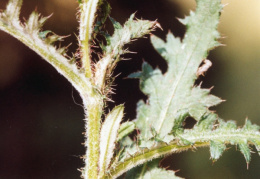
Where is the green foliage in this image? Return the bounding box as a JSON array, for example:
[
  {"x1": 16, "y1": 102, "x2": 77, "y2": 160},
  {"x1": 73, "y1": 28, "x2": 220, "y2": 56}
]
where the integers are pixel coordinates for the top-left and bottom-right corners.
[
  {"x1": 0, "y1": 0, "x2": 90, "y2": 95},
  {"x1": 121, "y1": 0, "x2": 260, "y2": 177},
  {"x1": 94, "y1": 14, "x2": 158, "y2": 92},
  {"x1": 0, "y1": 0, "x2": 259, "y2": 179},
  {"x1": 99, "y1": 105, "x2": 124, "y2": 178},
  {"x1": 133, "y1": 0, "x2": 223, "y2": 142},
  {"x1": 180, "y1": 114, "x2": 260, "y2": 162}
]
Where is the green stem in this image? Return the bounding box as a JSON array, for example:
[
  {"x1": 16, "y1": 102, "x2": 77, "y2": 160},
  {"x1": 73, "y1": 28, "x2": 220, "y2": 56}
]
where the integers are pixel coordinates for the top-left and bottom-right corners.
[
  {"x1": 82, "y1": 40, "x2": 92, "y2": 78},
  {"x1": 107, "y1": 126, "x2": 260, "y2": 178},
  {"x1": 107, "y1": 142, "x2": 209, "y2": 179},
  {"x1": 79, "y1": 0, "x2": 99, "y2": 78},
  {"x1": 79, "y1": 1, "x2": 103, "y2": 178},
  {"x1": 139, "y1": 162, "x2": 148, "y2": 177},
  {"x1": 82, "y1": 90, "x2": 103, "y2": 179},
  {"x1": 0, "y1": 21, "x2": 91, "y2": 95}
]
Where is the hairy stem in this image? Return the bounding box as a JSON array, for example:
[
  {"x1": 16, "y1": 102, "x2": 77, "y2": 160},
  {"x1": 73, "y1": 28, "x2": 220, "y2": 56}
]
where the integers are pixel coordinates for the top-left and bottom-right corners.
[
  {"x1": 78, "y1": 1, "x2": 104, "y2": 178},
  {"x1": 107, "y1": 142, "x2": 208, "y2": 179},
  {"x1": 0, "y1": 20, "x2": 91, "y2": 95},
  {"x1": 83, "y1": 90, "x2": 103, "y2": 179},
  {"x1": 79, "y1": 0, "x2": 99, "y2": 78},
  {"x1": 107, "y1": 129, "x2": 260, "y2": 178}
]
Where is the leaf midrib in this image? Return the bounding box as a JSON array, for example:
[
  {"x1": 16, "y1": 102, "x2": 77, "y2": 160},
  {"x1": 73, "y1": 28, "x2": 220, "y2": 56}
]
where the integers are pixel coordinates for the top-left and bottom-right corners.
[{"x1": 156, "y1": 6, "x2": 212, "y2": 136}]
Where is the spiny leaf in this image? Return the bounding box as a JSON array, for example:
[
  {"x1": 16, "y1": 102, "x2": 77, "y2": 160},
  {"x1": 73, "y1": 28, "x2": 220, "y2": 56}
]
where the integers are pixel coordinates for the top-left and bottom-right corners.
[
  {"x1": 179, "y1": 115, "x2": 260, "y2": 163},
  {"x1": 2, "y1": 0, "x2": 22, "y2": 24},
  {"x1": 0, "y1": 0, "x2": 91, "y2": 94},
  {"x1": 210, "y1": 140, "x2": 226, "y2": 161},
  {"x1": 104, "y1": 14, "x2": 158, "y2": 55},
  {"x1": 99, "y1": 105, "x2": 124, "y2": 178},
  {"x1": 238, "y1": 142, "x2": 251, "y2": 164},
  {"x1": 134, "y1": 0, "x2": 223, "y2": 142},
  {"x1": 94, "y1": 14, "x2": 158, "y2": 91},
  {"x1": 135, "y1": 61, "x2": 222, "y2": 141},
  {"x1": 24, "y1": 12, "x2": 49, "y2": 34},
  {"x1": 106, "y1": 1, "x2": 260, "y2": 177},
  {"x1": 24, "y1": 12, "x2": 67, "y2": 47}
]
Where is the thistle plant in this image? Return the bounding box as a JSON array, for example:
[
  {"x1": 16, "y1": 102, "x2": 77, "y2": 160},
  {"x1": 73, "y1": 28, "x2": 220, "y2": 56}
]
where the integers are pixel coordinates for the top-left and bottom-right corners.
[{"x1": 0, "y1": 0, "x2": 259, "y2": 179}]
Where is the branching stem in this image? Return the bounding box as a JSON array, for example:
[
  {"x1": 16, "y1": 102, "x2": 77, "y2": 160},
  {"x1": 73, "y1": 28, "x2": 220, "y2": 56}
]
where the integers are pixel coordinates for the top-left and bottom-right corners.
[
  {"x1": 107, "y1": 142, "x2": 209, "y2": 179},
  {"x1": 78, "y1": 1, "x2": 104, "y2": 178},
  {"x1": 0, "y1": 20, "x2": 91, "y2": 95},
  {"x1": 107, "y1": 128, "x2": 260, "y2": 178}
]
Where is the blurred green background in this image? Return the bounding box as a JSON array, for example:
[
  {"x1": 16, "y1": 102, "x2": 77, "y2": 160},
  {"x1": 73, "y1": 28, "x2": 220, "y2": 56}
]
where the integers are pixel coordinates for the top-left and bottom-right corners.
[{"x1": 0, "y1": 0, "x2": 259, "y2": 178}]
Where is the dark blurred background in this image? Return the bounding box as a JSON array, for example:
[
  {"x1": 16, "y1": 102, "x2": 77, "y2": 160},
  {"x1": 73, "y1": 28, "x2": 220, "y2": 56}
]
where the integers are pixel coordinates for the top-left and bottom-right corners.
[{"x1": 0, "y1": 0, "x2": 260, "y2": 178}]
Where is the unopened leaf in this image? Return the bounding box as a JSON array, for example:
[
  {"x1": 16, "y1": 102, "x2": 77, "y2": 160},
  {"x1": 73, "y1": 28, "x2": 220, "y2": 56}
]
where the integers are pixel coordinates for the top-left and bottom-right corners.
[{"x1": 99, "y1": 105, "x2": 124, "y2": 177}]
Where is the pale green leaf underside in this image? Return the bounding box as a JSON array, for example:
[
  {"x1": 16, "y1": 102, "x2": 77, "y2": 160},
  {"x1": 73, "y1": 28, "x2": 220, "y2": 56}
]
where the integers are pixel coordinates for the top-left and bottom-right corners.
[
  {"x1": 94, "y1": 14, "x2": 157, "y2": 91},
  {"x1": 180, "y1": 113, "x2": 260, "y2": 162},
  {"x1": 99, "y1": 105, "x2": 124, "y2": 177},
  {"x1": 135, "y1": 0, "x2": 223, "y2": 141},
  {"x1": 104, "y1": 14, "x2": 157, "y2": 56},
  {"x1": 108, "y1": 116, "x2": 260, "y2": 179}
]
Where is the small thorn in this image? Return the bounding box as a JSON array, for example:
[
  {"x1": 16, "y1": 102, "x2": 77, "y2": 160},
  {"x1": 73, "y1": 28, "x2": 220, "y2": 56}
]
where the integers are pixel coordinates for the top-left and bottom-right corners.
[{"x1": 154, "y1": 21, "x2": 163, "y2": 30}]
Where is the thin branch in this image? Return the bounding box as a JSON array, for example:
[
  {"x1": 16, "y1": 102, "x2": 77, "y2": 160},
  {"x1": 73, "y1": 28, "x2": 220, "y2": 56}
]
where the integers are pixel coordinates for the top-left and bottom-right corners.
[
  {"x1": 107, "y1": 130, "x2": 260, "y2": 178},
  {"x1": 79, "y1": 0, "x2": 99, "y2": 78},
  {"x1": 0, "y1": 18, "x2": 91, "y2": 96}
]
